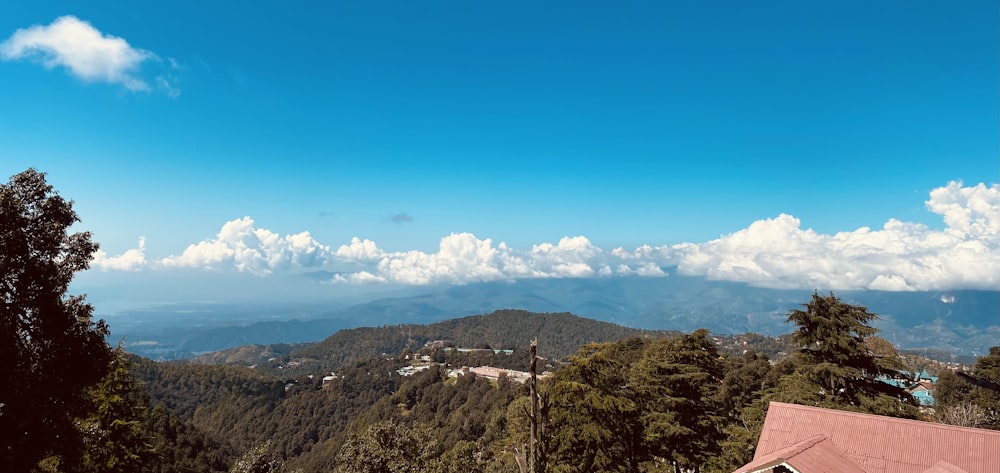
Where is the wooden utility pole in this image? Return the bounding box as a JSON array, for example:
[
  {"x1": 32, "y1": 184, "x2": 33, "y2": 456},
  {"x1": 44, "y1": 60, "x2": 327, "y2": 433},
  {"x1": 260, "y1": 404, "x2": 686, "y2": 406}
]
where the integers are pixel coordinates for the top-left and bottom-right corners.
[{"x1": 529, "y1": 338, "x2": 539, "y2": 473}]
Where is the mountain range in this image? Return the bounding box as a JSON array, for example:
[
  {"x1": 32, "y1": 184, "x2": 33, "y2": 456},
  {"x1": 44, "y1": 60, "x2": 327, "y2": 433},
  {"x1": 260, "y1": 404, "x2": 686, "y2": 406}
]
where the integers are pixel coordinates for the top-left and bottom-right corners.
[{"x1": 103, "y1": 272, "x2": 999, "y2": 359}]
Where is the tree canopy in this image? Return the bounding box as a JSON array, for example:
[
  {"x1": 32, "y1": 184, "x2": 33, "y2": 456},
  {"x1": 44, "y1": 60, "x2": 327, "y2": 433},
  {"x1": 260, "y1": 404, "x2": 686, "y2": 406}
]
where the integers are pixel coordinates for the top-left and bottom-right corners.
[
  {"x1": 936, "y1": 346, "x2": 1000, "y2": 429},
  {"x1": 774, "y1": 292, "x2": 918, "y2": 417},
  {"x1": 0, "y1": 169, "x2": 114, "y2": 471}
]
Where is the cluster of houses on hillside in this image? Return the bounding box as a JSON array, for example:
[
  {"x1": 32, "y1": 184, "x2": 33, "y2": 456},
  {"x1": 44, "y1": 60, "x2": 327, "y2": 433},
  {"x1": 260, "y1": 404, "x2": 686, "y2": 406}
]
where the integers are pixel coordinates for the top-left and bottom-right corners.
[
  {"x1": 400, "y1": 347, "x2": 543, "y2": 384},
  {"x1": 318, "y1": 343, "x2": 540, "y2": 388},
  {"x1": 880, "y1": 368, "x2": 940, "y2": 409}
]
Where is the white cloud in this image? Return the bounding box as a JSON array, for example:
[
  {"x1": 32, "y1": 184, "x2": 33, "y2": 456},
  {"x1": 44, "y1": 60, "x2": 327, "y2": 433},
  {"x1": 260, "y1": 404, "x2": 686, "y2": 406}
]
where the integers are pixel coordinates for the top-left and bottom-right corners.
[
  {"x1": 161, "y1": 217, "x2": 333, "y2": 275},
  {"x1": 673, "y1": 181, "x2": 1000, "y2": 291},
  {"x1": 634, "y1": 262, "x2": 666, "y2": 277},
  {"x1": 336, "y1": 237, "x2": 384, "y2": 262},
  {"x1": 373, "y1": 233, "x2": 507, "y2": 285},
  {"x1": 91, "y1": 181, "x2": 999, "y2": 292},
  {"x1": 91, "y1": 237, "x2": 147, "y2": 271},
  {"x1": 925, "y1": 181, "x2": 1000, "y2": 241},
  {"x1": 0, "y1": 15, "x2": 176, "y2": 94}
]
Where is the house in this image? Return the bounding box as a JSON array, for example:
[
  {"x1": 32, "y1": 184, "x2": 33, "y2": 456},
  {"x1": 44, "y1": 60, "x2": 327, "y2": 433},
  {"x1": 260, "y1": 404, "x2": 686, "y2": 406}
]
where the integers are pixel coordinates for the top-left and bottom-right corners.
[
  {"x1": 733, "y1": 402, "x2": 1000, "y2": 473},
  {"x1": 910, "y1": 381, "x2": 936, "y2": 407},
  {"x1": 918, "y1": 368, "x2": 940, "y2": 384},
  {"x1": 878, "y1": 372, "x2": 938, "y2": 408}
]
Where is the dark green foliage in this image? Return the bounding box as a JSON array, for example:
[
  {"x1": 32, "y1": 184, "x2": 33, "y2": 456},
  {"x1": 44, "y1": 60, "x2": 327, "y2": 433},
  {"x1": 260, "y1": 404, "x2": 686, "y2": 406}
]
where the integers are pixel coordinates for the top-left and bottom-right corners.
[
  {"x1": 546, "y1": 338, "x2": 647, "y2": 473},
  {"x1": 134, "y1": 354, "x2": 410, "y2": 470},
  {"x1": 704, "y1": 351, "x2": 777, "y2": 472},
  {"x1": 632, "y1": 329, "x2": 724, "y2": 470},
  {"x1": 935, "y1": 347, "x2": 1000, "y2": 429},
  {"x1": 333, "y1": 420, "x2": 440, "y2": 473},
  {"x1": 77, "y1": 346, "x2": 154, "y2": 473},
  {"x1": 131, "y1": 356, "x2": 285, "y2": 421},
  {"x1": 934, "y1": 369, "x2": 973, "y2": 408},
  {"x1": 972, "y1": 348, "x2": 1000, "y2": 428},
  {"x1": 0, "y1": 169, "x2": 114, "y2": 471},
  {"x1": 544, "y1": 333, "x2": 728, "y2": 472},
  {"x1": 288, "y1": 365, "x2": 523, "y2": 472},
  {"x1": 718, "y1": 351, "x2": 773, "y2": 415},
  {"x1": 774, "y1": 292, "x2": 918, "y2": 418},
  {"x1": 141, "y1": 403, "x2": 238, "y2": 473}
]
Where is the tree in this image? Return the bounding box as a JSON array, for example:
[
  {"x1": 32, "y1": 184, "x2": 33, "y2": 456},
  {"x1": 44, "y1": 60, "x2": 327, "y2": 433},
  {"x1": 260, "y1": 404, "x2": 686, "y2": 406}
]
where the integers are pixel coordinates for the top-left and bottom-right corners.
[
  {"x1": 230, "y1": 441, "x2": 281, "y2": 473},
  {"x1": 333, "y1": 420, "x2": 440, "y2": 473},
  {"x1": 936, "y1": 401, "x2": 994, "y2": 428},
  {"x1": 936, "y1": 347, "x2": 1000, "y2": 430},
  {"x1": 969, "y1": 347, "x2": 1000, "y2": 429},
  {"x1": 77, "y1": 345, "x2": 154, "y2": 473},
  {"x1": 707, "y1": 351, "x2": 775, "y2": 473},
  {"x1": 630, "y1": 329, "x2": 724, "y2": 472},
  {"x1": 0, "y1": 169, "x2": 114, "y2": 471},
  {"x1": 776, "y1": 292, "x2": 917, "y2": 418},
  {"x1": 544, "y1": 338, "x2": 647, "y2": 473}
]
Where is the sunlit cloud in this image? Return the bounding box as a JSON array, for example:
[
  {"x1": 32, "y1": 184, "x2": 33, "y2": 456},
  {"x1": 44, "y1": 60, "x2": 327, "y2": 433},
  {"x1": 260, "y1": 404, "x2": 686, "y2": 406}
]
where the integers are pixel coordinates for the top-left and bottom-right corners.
[
  {"x1": 92, "y1": 237, "x2": 147, "y2": 271},
  {"x1": 160, "y1": 217, "x2": 333, "y2": 275},
  {"x1": 95, "y1": 181, "x2": 1000, "y2": 292},
  {"x1": 0, "y1": 15, "x2": 178, "y2": 95},
  {"x1": 674, "y1": 181, "x2": 1000, "y2": 291}
]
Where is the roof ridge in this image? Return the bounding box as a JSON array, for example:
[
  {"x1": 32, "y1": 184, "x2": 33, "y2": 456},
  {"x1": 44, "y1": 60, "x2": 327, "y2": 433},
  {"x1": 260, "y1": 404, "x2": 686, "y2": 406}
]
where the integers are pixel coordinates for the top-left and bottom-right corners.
[
  {"x1": 783, "y1": 433, "x2": 828, "y2": 456},
  {"x1": 768, "y1": 402, "x2": 1000, "y2": 435}
]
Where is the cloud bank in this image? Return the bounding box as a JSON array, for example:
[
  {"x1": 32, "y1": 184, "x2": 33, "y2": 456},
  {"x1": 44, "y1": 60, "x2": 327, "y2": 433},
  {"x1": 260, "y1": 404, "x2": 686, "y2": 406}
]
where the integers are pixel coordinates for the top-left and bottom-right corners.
[
  {"x1": 159, "y1": 217, "x2": 331, "y2": 275},
  {"x1": 1, "y1": 15, "x2": 178, "y2": 95},
  {"x1": 90, "y1": 181, "x2": 1000, "y2": 292}
]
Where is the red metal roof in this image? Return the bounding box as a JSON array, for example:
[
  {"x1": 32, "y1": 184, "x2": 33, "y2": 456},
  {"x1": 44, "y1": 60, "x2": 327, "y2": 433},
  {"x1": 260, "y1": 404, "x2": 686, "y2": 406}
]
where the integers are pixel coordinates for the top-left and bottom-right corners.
[
  {"x1": 746, "y1": 402, "x2": 1000, "y2": 473},
  {"x1": 922, "y1": 461, "x2": 972, "y2": 473},
  {"x1": 735, "y1": 434, "x2": 867, "y2": 473}
]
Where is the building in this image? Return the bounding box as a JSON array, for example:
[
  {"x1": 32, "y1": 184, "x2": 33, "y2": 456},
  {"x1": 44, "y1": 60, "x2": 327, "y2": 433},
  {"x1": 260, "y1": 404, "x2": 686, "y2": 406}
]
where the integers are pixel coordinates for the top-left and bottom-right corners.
[
  {"x1": 733, "y1": 402, "x2": 1000, "y2": 473},
  {"x1": 449, "y1": 366, "x2": 537, "y2": 384}
]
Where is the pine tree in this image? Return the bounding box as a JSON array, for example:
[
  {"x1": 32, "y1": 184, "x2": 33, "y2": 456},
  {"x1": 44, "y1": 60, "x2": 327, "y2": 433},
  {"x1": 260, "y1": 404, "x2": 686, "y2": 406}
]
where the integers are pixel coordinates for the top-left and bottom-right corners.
[
  {"x1": 77, "y1": 347, "x2": 154, "y2": 473},
  {"x1": 631, "y1": 329, "x2": 724, "y2": 472},
  {"x1": 544, "y1": 339, "x2": 647, "y2": 473},
  {"x1": 777, "y1": 292, "x2": 917, "y2": 418}
]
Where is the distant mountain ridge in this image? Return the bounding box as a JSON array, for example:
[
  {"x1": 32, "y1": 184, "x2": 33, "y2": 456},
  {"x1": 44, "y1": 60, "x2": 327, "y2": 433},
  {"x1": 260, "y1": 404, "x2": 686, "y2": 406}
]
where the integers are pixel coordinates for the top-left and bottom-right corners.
[
  {"x1": 192, "y1": 310, "x2": 679, "y2": 375},
  {"x1": 298, "y1": 309, "x2": 676, "y2": 365},
  {"x1": 109, "y1": 273, "x2": 1000, "y2": 359}
]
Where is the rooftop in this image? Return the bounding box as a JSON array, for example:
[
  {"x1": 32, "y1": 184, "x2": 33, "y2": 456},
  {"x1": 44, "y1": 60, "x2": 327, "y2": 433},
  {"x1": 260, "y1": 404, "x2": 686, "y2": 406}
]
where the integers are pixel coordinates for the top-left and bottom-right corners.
[{"x1": 734, "y1": 402, "x2": 1000, "y2": 473}]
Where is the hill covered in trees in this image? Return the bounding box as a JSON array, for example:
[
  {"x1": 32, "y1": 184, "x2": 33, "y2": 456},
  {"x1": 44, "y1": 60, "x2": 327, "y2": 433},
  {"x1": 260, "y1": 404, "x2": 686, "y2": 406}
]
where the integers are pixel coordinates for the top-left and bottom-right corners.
[{"x1": 191, "y1": 309, "x2": 681, "y2": 377}]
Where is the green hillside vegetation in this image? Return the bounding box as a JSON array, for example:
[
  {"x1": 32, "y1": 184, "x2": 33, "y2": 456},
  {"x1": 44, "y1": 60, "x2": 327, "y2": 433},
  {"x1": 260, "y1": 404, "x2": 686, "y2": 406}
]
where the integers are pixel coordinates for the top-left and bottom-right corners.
[
  {"x1": 188, "y1": 343, "x2": 311, "y2": 367},
  {"x1": 124, "y1": 294, "x2": 1000, "y2": 473},
  {"x1": 246, "y1": 309, "x2": 679, "y2": 377}
]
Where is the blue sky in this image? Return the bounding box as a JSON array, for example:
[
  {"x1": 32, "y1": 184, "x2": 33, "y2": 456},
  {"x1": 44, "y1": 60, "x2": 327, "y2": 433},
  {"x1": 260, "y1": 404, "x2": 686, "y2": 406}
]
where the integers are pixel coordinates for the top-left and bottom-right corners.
[{"x1": 1, "y1": 1, "x2": 997, "y2": 305}]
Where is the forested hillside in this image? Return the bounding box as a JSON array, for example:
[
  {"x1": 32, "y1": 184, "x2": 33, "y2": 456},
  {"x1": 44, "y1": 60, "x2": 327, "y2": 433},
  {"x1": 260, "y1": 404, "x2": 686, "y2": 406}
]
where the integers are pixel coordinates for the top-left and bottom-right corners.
[
  {"x1": 198, "y1": 309, "x2": 679, "y2": 377},
  {"x1": 118, "y1": 294, "x2": 999, "y2": 473}
]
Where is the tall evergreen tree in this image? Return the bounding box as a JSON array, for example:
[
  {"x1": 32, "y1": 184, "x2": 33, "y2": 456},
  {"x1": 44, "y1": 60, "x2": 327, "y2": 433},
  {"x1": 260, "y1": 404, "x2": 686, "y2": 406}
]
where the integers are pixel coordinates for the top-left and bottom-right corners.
[
  {"x1": 77, "y1": 346, "x2": 154, "y2": 473},
  {"x1": 545, "y1": 339, "x2": 647, "y2": 473},
  {"x1": 776, "y1": 292, "x2": 917, "y2": 418},
  {"x1": 630, "y1": 329, "x2": 724, "y2": 472},
  {"x1": 0, "y1": 169, "x2": 113, "y2": 471}
]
